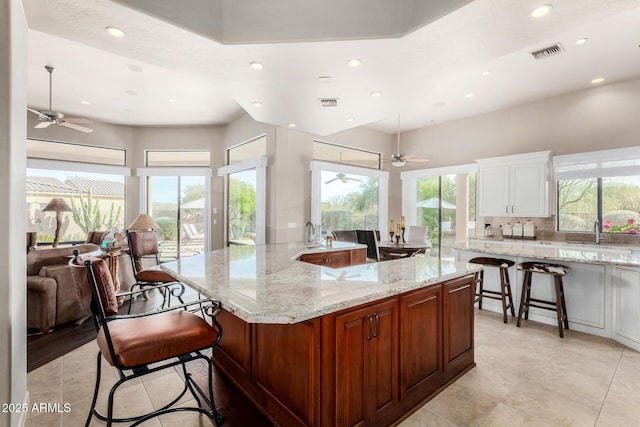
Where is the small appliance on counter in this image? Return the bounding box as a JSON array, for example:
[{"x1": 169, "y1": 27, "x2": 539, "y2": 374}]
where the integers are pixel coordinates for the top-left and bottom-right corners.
[
  {"x1": 512, "y1": 222, "x2": 524, "y2": 239},
  {"x1": 523, "y1": 220, "x2": 537, "y2": 240},
  {"x1": 502, "y1": 223, "x2": 513, "y2": 238}
]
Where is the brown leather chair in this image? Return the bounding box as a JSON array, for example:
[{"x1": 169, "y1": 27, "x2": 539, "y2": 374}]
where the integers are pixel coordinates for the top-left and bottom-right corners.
[
  {"x1": 78, "y1": 257, "x2": 225, "y2": 426},
  {"x1": 126, "y1": 229, "x2": 184, "y2": 307}
]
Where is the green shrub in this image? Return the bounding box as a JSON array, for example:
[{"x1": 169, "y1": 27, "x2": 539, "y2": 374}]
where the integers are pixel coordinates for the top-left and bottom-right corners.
[{"x1": 155, "y1": 217, "x2": 177, "y2": 241}]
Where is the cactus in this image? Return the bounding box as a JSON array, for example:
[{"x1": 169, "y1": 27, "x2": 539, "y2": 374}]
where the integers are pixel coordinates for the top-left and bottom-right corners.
[{"x1": 71, "y1": 188, "x2": 121, "y2": 233}]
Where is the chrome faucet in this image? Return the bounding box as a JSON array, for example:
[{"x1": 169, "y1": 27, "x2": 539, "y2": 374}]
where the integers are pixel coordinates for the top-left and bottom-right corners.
[{"x1": 594, "y1": 220, "x2": 602, "y2": 244}]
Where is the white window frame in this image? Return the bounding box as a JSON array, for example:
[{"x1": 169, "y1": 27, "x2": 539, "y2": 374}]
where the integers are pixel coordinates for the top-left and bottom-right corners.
[
  {"x1": 137, "y1": 166, "x2": 213, "y2": 251},
  {"x1": 310, "y1": 160, "x2": 389, "y2": 233},
  {"x1": 217, "y1": 156, "x2": 268, "y2": 245}
]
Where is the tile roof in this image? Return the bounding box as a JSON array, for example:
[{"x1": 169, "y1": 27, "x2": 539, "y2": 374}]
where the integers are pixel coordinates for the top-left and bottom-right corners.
[
  {"x1": 26, "y1": 176, "x2": 81, "y2": 194},
  {"x1": 26, "y1": 176, "x2": 124, "y2": 196}
]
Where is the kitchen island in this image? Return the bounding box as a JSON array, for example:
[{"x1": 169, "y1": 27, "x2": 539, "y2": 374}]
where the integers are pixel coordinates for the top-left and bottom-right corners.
[{"x1": 161, "y1": 242, "x2": 481, "y2": 427}]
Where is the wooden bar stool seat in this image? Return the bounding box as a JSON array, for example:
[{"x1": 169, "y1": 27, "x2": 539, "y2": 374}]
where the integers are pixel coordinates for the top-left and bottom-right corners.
[
  {"x1": 517, "y1": 261, "x2": 570, "y2": 338},
  {"x1": 469, "y1": 257, "x2": 516, "y2": 323}
]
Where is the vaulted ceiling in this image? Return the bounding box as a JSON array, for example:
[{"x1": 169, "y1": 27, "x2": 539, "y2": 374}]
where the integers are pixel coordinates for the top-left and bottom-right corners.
[{"x1": 24, "y1": 0, "x2": 640, "y2": 136}]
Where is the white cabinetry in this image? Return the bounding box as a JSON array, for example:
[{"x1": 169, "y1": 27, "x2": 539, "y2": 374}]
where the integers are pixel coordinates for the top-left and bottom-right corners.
[
  {"x1": 612, "y1": 266, "x2": 640, "y2": 350},
  {"x1": 477, "y1": 151, "x2": 551, "y2": 217}
]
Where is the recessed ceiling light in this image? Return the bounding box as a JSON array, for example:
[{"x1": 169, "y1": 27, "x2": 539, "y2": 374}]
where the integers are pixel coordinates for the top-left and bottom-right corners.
[
  {"x1": 591, "y1": 77, "x2": 605, "y2": 84},
  {"x1": 250, "y1": 62, "x2": 264, "y2": 70},
  {"x1": 465, "y1": 93, "x2": 475, "y2": 98},
  {"x1": 575, "y1": 38, "x2": 589, "y2": 45},
  {"x1": 530, "y1": 4, "x2": 552, "y2": 18},
  {"x1": 370, "y1": 91, "x2": 382, "y2": 97},
  {"x1": 106, "y1": 26, "x2": 125, "y2": 38},
  {"x1": 168, "y1": 98, "x2": 177, "y2": 103},
  {"x1": 128, "y1": 64, "x2": 143, "y2": 72},
  {"x1": 288, "y1": 123, "x2": 296, "y2": 128},
  {"x1": 433, "y1": 102, "x2": 446, "y2": 108},
  {"x1": 80, "y1": 100, "x2": 91, "y2": 105},
  {"x1": 252, "y1": 101, "x2": 263, "y2": 107},
  {"x1": 482, "y1": 71, "x2": 491, "y2": 76},
  {"x1": 318, "y1": 76, "x2": 332, "y2": 82},
  {"x1": 124, "y1": 108, "x2": 135, "y2": 113},
  {"x1": 346, "y1": 117, "x2": 355, "y2": 122},
  {"x1": 347, "y1": 59, "x2": 361, "y2": 67},
  {"x1": 125, "y1": 90, "x2": 137, "y2": 96}
]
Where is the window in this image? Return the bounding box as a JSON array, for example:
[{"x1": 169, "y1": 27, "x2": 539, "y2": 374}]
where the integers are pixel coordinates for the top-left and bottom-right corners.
[
  {"x1": 310, "y1": 161, "x2": 388, "y2": 234},
  {"x1": 228, "y1": 135, "x2": 267, "y2": 165},
  {"x1": 313, "y1": 141, "x2": 381, "y2": 169},
  {"x1": 26, "y1": 140, "x2": 129, "y2": 245},
  {"x1": 401, "y1": 164, "x2": 477, "y2": 260},
  {"x1": 555, "y1": 147, "x2": 640, "y2": 234},
  {"x1": 139, "y1": 150, "x2": 212, "y2": 258}
]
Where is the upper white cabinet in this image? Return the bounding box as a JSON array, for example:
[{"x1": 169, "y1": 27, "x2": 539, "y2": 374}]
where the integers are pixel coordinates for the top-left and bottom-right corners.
[{"x1": 477, "y1": 151, "x2": 551, "y2": 217}]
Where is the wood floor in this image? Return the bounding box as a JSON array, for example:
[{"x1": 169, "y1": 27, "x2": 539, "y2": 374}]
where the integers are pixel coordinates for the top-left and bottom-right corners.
[{"x1": 27, "y1": 287, "x2": 273, "y2": 426}]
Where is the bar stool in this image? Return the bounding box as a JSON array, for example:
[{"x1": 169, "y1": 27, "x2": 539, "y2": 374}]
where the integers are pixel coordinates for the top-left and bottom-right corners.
[
  {"x1": 517, "y1": 262, "x2": 570, "y2": 338},
  {"x1": 469, "y1": 257, "x2": 515, "y2": 323}
]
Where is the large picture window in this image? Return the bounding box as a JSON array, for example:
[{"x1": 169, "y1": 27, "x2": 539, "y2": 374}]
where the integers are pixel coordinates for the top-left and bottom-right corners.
[{"x1": 555, "y1": 147, "x2": 640, "y2": 234}]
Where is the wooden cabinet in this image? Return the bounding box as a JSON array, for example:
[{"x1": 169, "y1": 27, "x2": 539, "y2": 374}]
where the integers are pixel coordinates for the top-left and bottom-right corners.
[
  {"x1": 399, "y1": 285, "x2": 442, "y2": 402},
  {"x1": 443, "y1": 275, "x2": 475, "y2": 376},
  {"x1": 477, "y1": 151, "x2": 551, "y2": 217},
  {"x1": 298, "y1": 248, "x2": 366, "y2": 268},
  {"x1": 212, "y1": 275, "x2": 476, "y2": 427},
  {"x1": 334, "y1": 298, "x2": 398, "y2": 427}
]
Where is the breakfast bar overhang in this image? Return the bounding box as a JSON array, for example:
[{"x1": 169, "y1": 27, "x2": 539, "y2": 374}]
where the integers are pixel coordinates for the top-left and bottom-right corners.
[{"x1": 161, "y1": 242, "x2": 481, "y2": 427}]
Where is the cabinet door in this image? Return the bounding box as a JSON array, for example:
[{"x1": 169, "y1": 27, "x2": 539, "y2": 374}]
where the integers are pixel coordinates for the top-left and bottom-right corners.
[
  {"x1": 399, "y1": 285, "x2": 442, "y2": 400},
  {"x1": 613, "y1": 267, "x2": 640, "y2": 349},
  {"x1": 478, "y1": 164, "x2": 510, "y2": 217},
  {"x1": 443, "y1": 275, "x2": 474, "y2": 373},
  {"x1": 327, "y1": 250, "x2": 350, "y2": 268},
  {"x1": 334, "y1": 298, "x2": 398, "y2": 427},
  {"x1": 511, "y1": 161, "x2": 548, "y2": 216}
]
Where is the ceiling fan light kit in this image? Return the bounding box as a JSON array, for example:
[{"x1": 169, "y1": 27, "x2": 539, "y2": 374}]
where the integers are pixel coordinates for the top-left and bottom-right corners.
[
  {"x1": 27, "y1": 66, "x2": 94, "y2": 133},
  {"x1": 388, "y1": 114, "x2": 429, "y2": 168}
]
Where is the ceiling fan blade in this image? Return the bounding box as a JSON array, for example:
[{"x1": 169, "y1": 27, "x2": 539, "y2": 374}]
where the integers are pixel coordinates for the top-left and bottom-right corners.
[
  {"x1": 59, "y1": 121, "x2": 94, "y2": 133},
  {"x1": 27, "y1": 108, "x2": 49, "y2": 120},
  {"x1": 35, "y1": 121, "x2": 54, "y2": 129},
  {"x1": 406, "y1": 158, "x2": 430, "y2": 163},
  {"x1": 64, "y1": 117, "x2": 93, "y2": 125},
  {"x1": 325, "y1": 178, "x2": 338, "y2": 184}
]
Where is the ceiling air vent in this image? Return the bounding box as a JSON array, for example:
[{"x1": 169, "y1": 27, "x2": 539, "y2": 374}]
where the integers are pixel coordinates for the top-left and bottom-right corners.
[
  {"x1": 530, "y1": 43, "x2": 564, "y2": 60},
  {"x1": 319, "y1": 98, "x2": 338, "y2": 107}
]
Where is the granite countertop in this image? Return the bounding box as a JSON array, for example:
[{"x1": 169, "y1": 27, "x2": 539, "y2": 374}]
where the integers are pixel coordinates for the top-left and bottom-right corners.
[
  {"x1": 455, "y1": 239, "x2": 640, "y2": 267},
  {"x1": 161, "y1": 241, "x2": 481, "y2": 324}
]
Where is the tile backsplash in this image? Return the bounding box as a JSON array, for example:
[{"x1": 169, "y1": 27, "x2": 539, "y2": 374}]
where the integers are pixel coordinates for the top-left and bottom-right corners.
[{"x1": 477, "y1": 215, "x2": 640, "y2": 246}]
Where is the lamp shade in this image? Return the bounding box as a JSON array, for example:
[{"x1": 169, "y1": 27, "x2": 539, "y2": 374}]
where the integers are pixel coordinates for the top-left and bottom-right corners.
[
  {"x1": 128, "y1": 213, "x2": 160, "y2": 230},
  {"x1": 42, "y1": 197, "x2": 72, "y2": 212}
]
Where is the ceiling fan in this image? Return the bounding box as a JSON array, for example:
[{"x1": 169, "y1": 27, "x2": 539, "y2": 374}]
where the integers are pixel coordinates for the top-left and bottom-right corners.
[
  {"x1": 324, "y1": 172, "x2": 361, "y2": 184},
  {"x1": 27, "y1": 66, "x2": 94, "y2": 133},
  {"x1": 385, "y1": 115, "x2": 429, "y2": 167}
]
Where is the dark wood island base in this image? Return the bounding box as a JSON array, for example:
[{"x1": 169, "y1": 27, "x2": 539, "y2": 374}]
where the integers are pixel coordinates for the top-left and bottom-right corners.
[{"x1": 212, "y1": 274, "x2": 475, "y2": 427}]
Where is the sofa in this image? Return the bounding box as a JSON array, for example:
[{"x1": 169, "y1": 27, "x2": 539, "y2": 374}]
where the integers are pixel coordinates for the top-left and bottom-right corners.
[{"x1": 26, "y1": 243, "x2": 136, "y2": 331}]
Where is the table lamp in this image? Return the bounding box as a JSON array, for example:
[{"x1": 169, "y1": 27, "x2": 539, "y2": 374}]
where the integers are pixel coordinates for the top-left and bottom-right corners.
[
  {"x1": 128, "y1": 213, "x2": 159, "y2": 230},
  {"x1": 42, "y1": 197, "x2": 72, "y2": 247}
]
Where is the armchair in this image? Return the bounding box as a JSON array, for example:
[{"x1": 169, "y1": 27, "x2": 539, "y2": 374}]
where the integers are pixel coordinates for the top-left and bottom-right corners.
[{"x1": 78, "y1": 257, "x2": 225, "y2": 426}]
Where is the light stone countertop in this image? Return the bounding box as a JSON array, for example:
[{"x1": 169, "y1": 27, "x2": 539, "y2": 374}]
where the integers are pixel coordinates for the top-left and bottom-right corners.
[
  {"x1": 160, "y1": 241, "x2": 481, "y2": 324},
  {"x1": 455, "y1": 239, "x2": 640, "y2": 267}
]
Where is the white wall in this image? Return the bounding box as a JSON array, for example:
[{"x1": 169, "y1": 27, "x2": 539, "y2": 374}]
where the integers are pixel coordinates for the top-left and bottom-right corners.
[
  {"x1": 1, "y1": 1, "x2": 28, "y2": 426},
  {"x1": 399, "y1": 77, "x2": 640, "y2": 167}
]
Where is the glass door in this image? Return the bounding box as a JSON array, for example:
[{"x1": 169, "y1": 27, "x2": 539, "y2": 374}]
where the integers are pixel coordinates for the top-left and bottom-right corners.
[
  {"x1": 228, "y1": 169, "x2": 257, "y2": 245},
  {"x1": 147, "y1": 175, "x2": 206, "y2": 259}
]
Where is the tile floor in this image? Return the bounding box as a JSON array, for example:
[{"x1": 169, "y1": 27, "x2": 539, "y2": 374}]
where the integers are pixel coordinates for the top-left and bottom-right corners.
[{"x1": 26, "y1": 309, "x2": 640, "y2": 426}]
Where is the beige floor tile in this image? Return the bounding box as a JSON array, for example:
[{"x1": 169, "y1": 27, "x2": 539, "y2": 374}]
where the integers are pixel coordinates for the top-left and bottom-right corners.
[
  {"x1": 144, "y1": 371, "x2": 193, "y2": 410},
  {"x1": 156, "y1": 399, "x2": 217, "y2": 427},
  {"x1": 399, "y1": 405, "x2": 460, "y2": 427},
  {"x1": 426, "y1": 383, "x2": 501, "y2": 426},
  {"x1": 24, "y1": 410, "x2": 61, "y2": 427},
  {"x1": 503, "y1": 380, "x2": 601, "y2": 426},
  {"x1": 479, "y1": 403, "x2": 555, "y2": 427}
]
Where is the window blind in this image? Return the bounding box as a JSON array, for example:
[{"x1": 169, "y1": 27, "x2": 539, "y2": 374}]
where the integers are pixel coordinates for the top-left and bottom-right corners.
[{"x1": 554, "y1": 146, "x2": 640, "y2": 180}]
